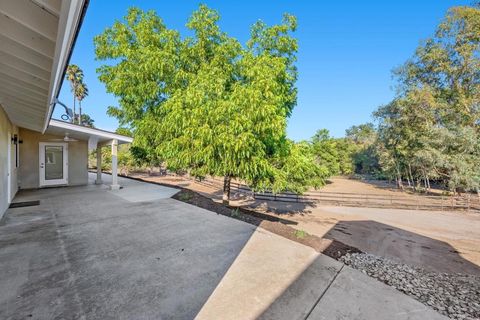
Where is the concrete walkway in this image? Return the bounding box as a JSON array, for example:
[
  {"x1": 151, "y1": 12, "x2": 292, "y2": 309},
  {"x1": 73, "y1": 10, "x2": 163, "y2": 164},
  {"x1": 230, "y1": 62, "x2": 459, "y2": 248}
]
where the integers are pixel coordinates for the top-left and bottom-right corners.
[{"x1": 0, "y1": 174, "x2": 445, "y2": 319}]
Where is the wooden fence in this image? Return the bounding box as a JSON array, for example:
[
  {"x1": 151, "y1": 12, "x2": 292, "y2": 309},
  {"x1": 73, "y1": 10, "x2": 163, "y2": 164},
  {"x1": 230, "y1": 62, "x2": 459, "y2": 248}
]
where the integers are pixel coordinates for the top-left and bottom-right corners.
[
  {"x1": 191, "y1": 176, "x2": 480, "y2": 212},
  {"x1": 253, "y1": 190, "x2": 480, "y2": 212}
]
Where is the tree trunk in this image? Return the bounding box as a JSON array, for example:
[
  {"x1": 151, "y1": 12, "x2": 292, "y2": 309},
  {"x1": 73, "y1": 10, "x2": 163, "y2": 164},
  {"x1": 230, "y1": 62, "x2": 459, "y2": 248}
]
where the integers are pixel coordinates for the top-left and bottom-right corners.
[
  {"x1": 72, "y1": 97, "x2": 76, "y2": 123},
  {"x1": 408, "y1": 164, "x2": 415, "y2": 192},
  {"x1": 395, "y1": 162, "x2": 403, "y2": 190},
  {"x1": 79, "y1": 101, "x2": 82, "y2": 125},
  {"x1": 223, "y1": 175, "x2": 232, "y2": 205},
  {"x1": 396, "y1": 172, "x2": 403, "y2": 190}
]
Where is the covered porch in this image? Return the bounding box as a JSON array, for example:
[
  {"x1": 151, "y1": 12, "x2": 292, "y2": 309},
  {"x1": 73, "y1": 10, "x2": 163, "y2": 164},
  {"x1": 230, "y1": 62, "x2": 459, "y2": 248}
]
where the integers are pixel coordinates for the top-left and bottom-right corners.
[
  {"x1": 46, "y1": 119, "x2": 133, "y2": 190},
  {"x1": 0, "y1": 0, "x2": 89, "y2": 217}
]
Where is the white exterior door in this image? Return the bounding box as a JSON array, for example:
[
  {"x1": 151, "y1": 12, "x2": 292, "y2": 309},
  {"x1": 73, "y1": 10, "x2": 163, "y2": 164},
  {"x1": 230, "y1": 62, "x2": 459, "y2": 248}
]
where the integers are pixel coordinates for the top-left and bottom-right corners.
[
  {"x1": 7, "y1": 132, "x2": 11, "y2": 203},
  {"x1": 39, "y1": 142, "x2": 68, "y2": 187}
]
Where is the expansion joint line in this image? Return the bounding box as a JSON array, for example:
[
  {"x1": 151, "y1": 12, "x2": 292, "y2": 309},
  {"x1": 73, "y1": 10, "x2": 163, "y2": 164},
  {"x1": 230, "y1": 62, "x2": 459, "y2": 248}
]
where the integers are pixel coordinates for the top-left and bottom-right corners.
[{"x1": 303, "y1": 264, "x2": 345, "y2": 320}]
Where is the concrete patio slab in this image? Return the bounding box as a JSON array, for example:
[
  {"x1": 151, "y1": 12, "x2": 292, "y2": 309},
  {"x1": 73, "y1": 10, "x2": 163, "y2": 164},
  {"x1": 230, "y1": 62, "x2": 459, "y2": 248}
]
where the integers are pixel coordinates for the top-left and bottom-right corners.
[
  {"x1": 1, "y1": 176, "x2": 256, "y2": 319},
  {"x1": 0, "y1": 174, "x2": 447, "y2": 319},
  {"x1": 99, "y1": 173, "x2": 180, "y2": 202},
  {"x1": 309, "y1": 267, "x2": 446, "y2": 320},
  {"x1": 196, "y1": 229, "x2": 342, "y2": 320}
]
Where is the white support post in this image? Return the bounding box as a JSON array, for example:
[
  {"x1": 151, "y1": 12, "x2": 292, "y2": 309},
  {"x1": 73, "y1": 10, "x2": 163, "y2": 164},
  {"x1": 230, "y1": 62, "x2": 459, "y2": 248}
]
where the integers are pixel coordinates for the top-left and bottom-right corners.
[
  {"x1": 110, "y1": 139, "x2": 120, "y2": 190},
  {"x1": 95, "y1": 147, "x2": 103, "y2": 184}
]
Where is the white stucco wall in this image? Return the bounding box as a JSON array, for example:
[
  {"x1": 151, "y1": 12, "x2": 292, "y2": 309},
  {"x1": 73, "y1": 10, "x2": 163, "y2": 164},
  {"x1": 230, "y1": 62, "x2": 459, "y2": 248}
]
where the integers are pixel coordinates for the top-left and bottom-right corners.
[
  {"x1": 0, "y1": 104, "x2": 19, "y2": 219},
  {"x1": 18, "y1": 128, "x2": 88, "y2": 189}
]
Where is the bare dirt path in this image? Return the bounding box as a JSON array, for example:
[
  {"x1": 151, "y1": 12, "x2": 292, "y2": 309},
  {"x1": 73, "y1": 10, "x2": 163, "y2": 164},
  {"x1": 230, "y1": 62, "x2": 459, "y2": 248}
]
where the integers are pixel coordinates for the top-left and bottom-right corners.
[{"x1": 129, "y1": 173, "x2": 480, "y2": 276}]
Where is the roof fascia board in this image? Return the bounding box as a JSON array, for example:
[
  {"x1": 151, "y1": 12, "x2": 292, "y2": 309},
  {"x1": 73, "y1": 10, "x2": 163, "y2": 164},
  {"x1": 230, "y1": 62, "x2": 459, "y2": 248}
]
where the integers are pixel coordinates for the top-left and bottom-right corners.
[{"x1": 49, "y1": 119, "x2": 133, "y2": 143}]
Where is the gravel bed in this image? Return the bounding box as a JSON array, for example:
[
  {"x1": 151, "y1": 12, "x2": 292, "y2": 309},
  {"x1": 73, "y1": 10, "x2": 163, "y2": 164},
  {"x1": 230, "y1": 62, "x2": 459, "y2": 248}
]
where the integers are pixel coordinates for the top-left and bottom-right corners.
[{"x1": 340, "y1": 253, "x2": 480, "y2": 320}]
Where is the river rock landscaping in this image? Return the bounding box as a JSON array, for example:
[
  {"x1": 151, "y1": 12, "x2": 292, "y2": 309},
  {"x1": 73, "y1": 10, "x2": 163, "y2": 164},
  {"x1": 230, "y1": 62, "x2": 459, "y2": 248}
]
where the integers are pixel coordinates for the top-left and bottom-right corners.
[{"x1": 340, "y1": 253, "x2": 480, "y2": 320}]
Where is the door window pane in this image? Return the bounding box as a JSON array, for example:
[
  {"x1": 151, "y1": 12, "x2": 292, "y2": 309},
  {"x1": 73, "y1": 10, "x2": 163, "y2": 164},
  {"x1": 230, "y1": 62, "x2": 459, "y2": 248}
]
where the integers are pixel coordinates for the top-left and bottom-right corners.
[{"x1": 45, "y1": 146, "x2": 63, "y2": 180}]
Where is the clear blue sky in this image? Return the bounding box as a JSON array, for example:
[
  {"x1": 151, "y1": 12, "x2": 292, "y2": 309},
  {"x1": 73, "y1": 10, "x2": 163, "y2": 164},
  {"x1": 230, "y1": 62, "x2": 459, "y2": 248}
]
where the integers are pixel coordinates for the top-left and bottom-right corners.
[{"x1": 54, "y1": 0, "x2": 471, "y2": 140}]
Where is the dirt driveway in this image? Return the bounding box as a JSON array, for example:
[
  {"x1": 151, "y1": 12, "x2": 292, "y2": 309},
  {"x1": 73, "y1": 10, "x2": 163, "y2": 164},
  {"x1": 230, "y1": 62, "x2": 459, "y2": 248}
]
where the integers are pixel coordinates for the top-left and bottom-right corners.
[
  {"x1": 132, "y1": 173, "x2": 480, "y2": 276},
  {"x1": 253, "y1": 202, "x2": 480, "y2": 275}
]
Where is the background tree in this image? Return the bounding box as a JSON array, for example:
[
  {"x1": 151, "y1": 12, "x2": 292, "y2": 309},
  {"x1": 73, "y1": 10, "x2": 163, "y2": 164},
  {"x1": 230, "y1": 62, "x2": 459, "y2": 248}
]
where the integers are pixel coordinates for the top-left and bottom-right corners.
[
  {"x1": 80, "y1": 114, "x2": 95, "y2": 128},
  {"x1": 310, "y1": 129, "x2": 340, "y2": 176},
  {"x1": 344, "y1": 123, "x2": 379, "y2": 175},
  {"x1": 374, "y1": 5, "x2": 480, "y2": 193},
  {"x1": 65, "y1": 64, "x2": 83, "y2": 122},
  {"x1": 75, "y1": 82, "x2": 89, "y2": 124},
  {"x1": 95, "y1": 6, "x2": 320, "y2": 204},
  {"x1": 65, "y1": 64, "x2": 89, "y2": 124}
]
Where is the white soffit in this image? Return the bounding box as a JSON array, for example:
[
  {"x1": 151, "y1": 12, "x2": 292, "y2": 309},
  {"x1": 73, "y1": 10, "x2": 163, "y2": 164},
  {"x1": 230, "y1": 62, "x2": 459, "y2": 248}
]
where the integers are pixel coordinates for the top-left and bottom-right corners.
[
  {"x1": 0, "y1": 0, "x2": 87, "y2": 132},
  {"x1": 47, "y1": 119, "x2": 134, "y2": 146}
]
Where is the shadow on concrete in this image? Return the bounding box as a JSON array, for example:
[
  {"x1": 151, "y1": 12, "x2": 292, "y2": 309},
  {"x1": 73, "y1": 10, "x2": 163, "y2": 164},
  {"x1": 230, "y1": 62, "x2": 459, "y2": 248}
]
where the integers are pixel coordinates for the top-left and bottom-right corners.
[
  {"x1": 0, "y1": 183, "x2": 258, "y2": 319},
  {"x1": 257, "y1": 251, "x2": 447, "y2": 320},
  {"x1": 256, "y1": 221, "x2": 475, "y2": 320},
  {"x1": 323, "y1": 220, "x2": 480, "y2": 276}
]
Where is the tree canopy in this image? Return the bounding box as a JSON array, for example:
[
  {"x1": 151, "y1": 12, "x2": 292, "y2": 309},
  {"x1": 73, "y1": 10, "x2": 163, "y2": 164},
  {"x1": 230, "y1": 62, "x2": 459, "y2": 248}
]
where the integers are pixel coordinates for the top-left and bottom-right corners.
[
  {"x1": 94, "y1": 3, "x2": 480, "y2": 197},
  {"x1": 65, "y1": 64, "x2": 89, "y2": 125},
  {"x1": 95, "y1": 5, "x2": 323, "y2": 203},
  {"x1": 374, "y1": 5, "x2": 480, "y2": 193},
  {"x1": 299, "y1": 5, "x2": 480, "y2": 194}
]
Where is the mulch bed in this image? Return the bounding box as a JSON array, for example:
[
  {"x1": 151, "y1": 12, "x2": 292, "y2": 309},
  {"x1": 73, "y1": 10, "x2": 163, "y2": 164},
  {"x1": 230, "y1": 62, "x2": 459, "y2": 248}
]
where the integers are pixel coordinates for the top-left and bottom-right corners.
[{"x1": 172, "y1": 188, "x2": 361, "y2": 260}]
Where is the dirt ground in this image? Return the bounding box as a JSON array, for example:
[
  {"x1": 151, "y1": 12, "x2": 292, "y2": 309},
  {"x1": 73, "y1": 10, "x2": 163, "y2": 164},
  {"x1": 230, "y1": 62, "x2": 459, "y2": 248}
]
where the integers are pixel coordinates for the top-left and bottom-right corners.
[
  {"x1": 129, "y1": 173, "x2": 480, "y2": 276},
  {"x1": 320, "y1": 177, "x2": 403, "y2": 194},
  {"x1": 256, "y1": 203, "x2": 480, "y2": 275}
]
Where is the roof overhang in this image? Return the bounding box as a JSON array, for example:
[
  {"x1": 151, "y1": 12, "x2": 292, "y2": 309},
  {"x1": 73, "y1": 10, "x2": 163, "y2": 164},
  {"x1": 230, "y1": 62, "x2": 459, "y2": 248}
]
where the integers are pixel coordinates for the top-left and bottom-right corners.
[
  {"x1": 47, "y1": 119, "x2": 133, "y2": 150},
  {"x1": 0, "y1": 0, "x2": 88, "y2": 133}
]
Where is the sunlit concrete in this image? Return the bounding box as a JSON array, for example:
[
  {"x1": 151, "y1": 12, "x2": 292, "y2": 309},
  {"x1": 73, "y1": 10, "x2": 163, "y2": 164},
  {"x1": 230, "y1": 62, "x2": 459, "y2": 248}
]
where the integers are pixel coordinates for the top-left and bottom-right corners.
[
  {"x1": 196, "y1": 228, "x2": 341, "y2": 319},
  {"x1": 99, "y1": 173, "x2": 180, "y2": 202},
  {"x1": 309, "y1": 267, "x2": 446, "y2": 320},
  {"x1": 197, "y1": 233, "x2": 446, "y2": 320}
]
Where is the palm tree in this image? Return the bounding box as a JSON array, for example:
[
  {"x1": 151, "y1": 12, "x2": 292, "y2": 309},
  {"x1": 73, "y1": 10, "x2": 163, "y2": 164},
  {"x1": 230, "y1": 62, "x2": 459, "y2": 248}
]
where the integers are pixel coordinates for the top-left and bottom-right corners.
[
  {"x1": 65, "y1": 64, "x2": 83, "y2": 123},
  {"x1": 75, "y1": 82, "x2": 89, "y2": 125},
  {"x1": 80, "y1": 114, "x2": 95, "y2": 128}
]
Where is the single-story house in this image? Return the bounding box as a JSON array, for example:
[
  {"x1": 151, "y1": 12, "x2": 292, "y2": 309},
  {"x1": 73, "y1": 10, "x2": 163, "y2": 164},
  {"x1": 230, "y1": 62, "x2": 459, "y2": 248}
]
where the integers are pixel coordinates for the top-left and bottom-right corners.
[{"x1": 0, "y1": 0, "x2": 132, "y2": 218}]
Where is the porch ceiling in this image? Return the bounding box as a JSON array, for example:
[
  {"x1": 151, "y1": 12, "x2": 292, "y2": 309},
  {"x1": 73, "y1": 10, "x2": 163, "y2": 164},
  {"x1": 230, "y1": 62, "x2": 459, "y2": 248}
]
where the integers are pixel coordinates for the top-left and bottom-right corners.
[
  {"x1": 46, "y1": 119, "x2": 133, "y2": 149},
  {"x1": 0, "y1": 0, "x2": 87, "y2": 133}
]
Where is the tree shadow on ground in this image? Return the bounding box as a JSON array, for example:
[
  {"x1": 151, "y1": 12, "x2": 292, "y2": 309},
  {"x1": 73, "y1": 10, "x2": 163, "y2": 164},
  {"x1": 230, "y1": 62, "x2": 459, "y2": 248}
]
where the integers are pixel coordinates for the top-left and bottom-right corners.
[
  {"x1": 257, "y1": 219, "x2": 480, "y2": 320},
  {"x1": 323, "y1": 220, "x2": 480, "y2": 276},
  {"x1": 244, "y1": 199, "x2": 318, "y2": 216}
]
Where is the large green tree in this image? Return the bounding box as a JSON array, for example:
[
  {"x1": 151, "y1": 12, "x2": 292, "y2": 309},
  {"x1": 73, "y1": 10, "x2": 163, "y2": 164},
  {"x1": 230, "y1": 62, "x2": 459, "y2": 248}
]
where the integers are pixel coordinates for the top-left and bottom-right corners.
[
  {"x1": 375, "y1": 5, "x2": 480, "y2": 193},
  {"x1": 95, "y1": 6, "x2": 320, "y2": 203}
]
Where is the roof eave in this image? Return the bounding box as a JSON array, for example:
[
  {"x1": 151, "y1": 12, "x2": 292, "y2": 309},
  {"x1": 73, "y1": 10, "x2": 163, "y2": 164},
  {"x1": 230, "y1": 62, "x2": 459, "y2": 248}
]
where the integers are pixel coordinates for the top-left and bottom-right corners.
[
  {"x1": 42, "y1": 0, "x2": 89, "y2": 133},
  {"x1": 49, "y1": 119, "x2": 134, "y2": 144}
]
